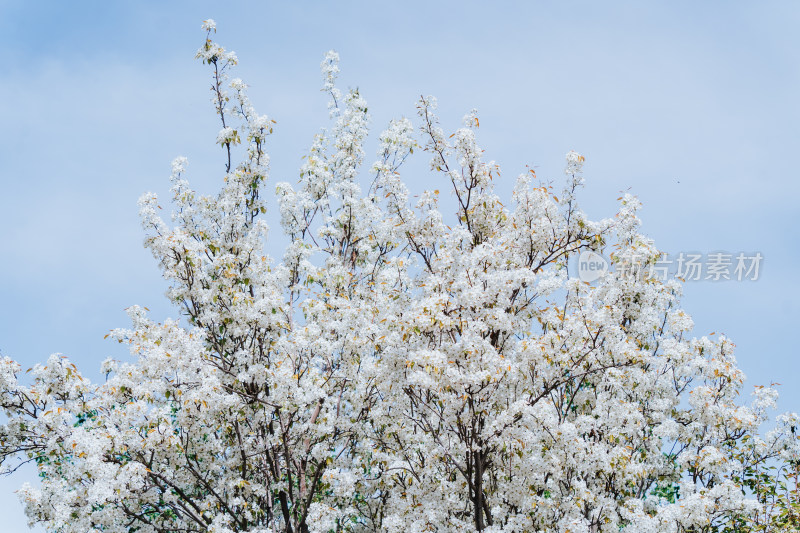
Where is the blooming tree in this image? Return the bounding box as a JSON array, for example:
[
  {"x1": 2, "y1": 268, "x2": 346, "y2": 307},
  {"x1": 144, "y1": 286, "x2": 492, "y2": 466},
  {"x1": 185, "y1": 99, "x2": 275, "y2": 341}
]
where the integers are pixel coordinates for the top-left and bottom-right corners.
[{"x1": 1, "y1": 20, "x2": 798, "y2": 533}]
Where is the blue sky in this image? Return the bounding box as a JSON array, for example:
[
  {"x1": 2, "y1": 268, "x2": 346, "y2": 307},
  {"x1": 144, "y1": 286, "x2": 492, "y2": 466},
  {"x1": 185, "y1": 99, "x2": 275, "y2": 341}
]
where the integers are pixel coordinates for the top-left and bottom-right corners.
[{"x1": 1, "y1": 1, "x2": 799, "y2": 529}]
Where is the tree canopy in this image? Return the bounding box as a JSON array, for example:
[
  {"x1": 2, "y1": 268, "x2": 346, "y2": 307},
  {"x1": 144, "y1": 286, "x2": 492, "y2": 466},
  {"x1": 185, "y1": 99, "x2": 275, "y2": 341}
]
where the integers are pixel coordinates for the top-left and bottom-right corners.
[{"x1": 1, "y1": 20, "x2": 798, "y2": 533}]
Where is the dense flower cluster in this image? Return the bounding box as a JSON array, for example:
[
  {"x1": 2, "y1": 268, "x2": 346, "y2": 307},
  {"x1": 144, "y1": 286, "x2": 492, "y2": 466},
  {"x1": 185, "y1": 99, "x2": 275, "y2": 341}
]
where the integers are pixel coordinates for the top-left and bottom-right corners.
[{"x1": 1, "y1": 23, "x2": 798, "y2": 533}]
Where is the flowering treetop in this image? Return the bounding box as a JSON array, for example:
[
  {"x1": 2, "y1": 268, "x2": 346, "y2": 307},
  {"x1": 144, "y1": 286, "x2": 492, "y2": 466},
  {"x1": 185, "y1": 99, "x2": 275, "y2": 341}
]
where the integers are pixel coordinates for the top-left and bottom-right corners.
[{"x1": 1, "y1": 21, "x2": 798, "y2": 533}]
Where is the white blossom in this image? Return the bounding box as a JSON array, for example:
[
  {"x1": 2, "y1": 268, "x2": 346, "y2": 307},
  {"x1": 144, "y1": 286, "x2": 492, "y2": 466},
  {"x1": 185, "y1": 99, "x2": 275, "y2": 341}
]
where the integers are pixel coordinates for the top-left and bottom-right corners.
[{"x1": 0, "y1": 20, "x2": 796, "y2": 533}]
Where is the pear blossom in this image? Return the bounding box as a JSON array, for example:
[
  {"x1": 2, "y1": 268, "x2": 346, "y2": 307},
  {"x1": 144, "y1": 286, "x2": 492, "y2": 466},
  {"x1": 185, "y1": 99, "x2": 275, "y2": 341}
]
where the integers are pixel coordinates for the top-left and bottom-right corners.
[{"x1": 0, "y1": 21, "x2": 797, "y2": 533}]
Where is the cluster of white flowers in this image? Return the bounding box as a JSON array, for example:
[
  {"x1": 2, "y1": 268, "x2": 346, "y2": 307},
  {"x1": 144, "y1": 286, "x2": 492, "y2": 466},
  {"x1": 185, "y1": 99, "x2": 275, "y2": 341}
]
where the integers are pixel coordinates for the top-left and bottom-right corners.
[
  {"x1": 215, "y1": 126, "x2": 239, "y2": 146},
  {"x1": 321, "y1": 50, "x2": 342, "y2": 118},
  {"x1": 1, "y1": 21, "x2": 797, "y2": 533}
]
